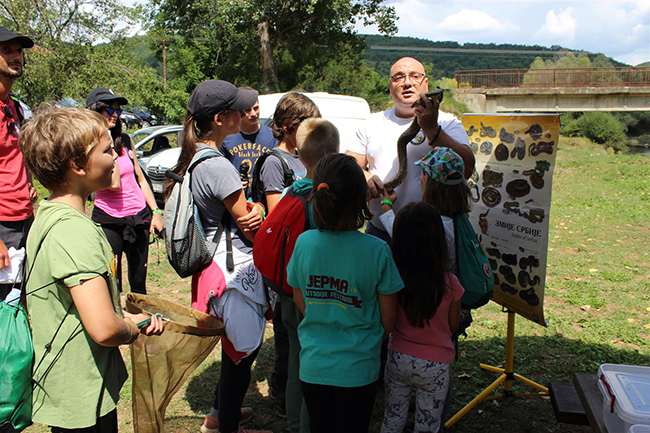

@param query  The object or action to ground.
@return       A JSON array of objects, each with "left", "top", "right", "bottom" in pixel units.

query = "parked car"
[
  {"left": 130, "top": 125, "right": 183, "bottom": 207},
  {"left": 130, "top": 106, "right": 161, "bottom": 127},
  {"left": 139, "top": 92, "right": 372, "bottom": 205},
  {"left": 10, "top": 95, "right": 32, "bottom": 119},
  {"left": 121, "top": 110, "right": 145, "bottom": 130},
  {"left": 58, "top": 97, "right": 83, "bottom": 108}
]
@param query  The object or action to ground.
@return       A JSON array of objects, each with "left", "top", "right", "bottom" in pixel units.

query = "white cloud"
[
  {"left": 438, "top": 9, "right": 510, "bottom": 33},
  {"left": 534, "top": 7, "right": 577, "bottom": 46},
  {"left": 615, "top": 47, "right": 650, "bottom": 66},
  {"left": 357, "top": 0, "right": 649, "bottom": 65},
  {"left": 390, "top": 0, "right": 441, "bottom": 36},
  {"left": 624, "top": 24, "right": 650, "bottom": 45}
]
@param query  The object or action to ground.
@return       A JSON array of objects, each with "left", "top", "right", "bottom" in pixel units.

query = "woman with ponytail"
[
  {"left": 164, "top": 80, "right": 268, "bottom": 433},
  {"left": 285, "top": 153, "right": 403, "bottom": 433}
]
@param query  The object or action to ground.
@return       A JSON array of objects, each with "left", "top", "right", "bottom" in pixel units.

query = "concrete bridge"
[{"left": 451, "top": 68, "right": 650, "bottom": 113}]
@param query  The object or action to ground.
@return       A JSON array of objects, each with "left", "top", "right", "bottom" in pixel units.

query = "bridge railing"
[{"left": 455, "top": 67, "right": 650, "bottom": 89}]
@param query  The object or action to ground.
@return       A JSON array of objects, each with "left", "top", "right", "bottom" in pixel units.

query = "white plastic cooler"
[{"left": 597, "top": 364, "right": 650, "bottom": 433}]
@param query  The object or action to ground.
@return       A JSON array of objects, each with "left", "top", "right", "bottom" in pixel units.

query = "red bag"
[{"left": 253, "top": 185, "right": 310, "bottom": 296}]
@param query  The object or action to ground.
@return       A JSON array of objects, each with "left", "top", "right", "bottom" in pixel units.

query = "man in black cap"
[{"left": 0, "top": 27, "right": 37, "bottom": 301}]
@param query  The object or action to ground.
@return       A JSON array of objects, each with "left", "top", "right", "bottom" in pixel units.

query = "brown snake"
[{"left": 384, "top": 89, "right": 444, "bottom": 191}]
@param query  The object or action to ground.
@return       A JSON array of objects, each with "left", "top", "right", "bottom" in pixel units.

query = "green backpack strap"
[{"left": 454, "top": 214, "right": 494, "bottom": 309}]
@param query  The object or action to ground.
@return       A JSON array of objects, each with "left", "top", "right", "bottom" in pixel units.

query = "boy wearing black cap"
[{"left": 0, "top": 26, "right": 37, "bottom": 301}]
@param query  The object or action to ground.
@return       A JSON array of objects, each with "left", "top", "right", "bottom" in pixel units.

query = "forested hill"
[{"left": 362, "top": 35, "right": 627, "bottom": 79}]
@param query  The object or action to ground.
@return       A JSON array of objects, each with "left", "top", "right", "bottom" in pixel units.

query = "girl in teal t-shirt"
[{"left": 286, "top": 153, "right": 403, "bottom": 433}]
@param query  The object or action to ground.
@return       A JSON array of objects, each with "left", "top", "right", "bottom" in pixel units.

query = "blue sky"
[{"left": 357, "top": 0, "right": 650, "bottom": 65}]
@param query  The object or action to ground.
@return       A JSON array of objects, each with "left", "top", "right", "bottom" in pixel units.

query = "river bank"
[{"left": 627, "top": 142, "right": 650, "bottom": 156}]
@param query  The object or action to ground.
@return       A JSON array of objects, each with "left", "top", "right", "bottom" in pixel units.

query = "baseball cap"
[
  {"left": 0, "top": 27, "right": 34, "bottom": 48},
  {"left": 86, "top": 88, "right": 128, "bottom": 107},
  {"left": 187, "top": 80, "right": 258, "bottom": 121},
  {"left": 415, "top": 147, "right": 465, "bottom": 185}
]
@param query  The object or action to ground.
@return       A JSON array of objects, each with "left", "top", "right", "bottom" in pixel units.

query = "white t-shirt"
[{"left": 348, "top": 107, "right": 469, "bottom": 228}]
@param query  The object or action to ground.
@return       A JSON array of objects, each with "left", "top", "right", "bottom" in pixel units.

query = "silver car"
[{"left": 131, "top": 125, "right": 183, "bottom": 206}]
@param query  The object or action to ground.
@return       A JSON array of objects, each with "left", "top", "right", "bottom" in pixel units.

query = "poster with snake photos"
[{"left": 462, "top": 113, "right": 560, "bottom": 327}]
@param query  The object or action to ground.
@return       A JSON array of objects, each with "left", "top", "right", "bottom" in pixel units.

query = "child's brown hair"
[
  {"left": 296, "top": 118, "right": 339, "bottom": 169},
  {"left": 271, "top": 93, "right": 321, "bottom": 141},
  {"left": 19, "top": 105, "right": 107, "bottom": 190},
  {"left": 421, "top": 179, "right": 472, "bottom": 216}
]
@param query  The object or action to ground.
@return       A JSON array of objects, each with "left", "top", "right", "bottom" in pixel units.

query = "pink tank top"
[{"left": 95, "top": 149, "right": 146, "bottom": 218}]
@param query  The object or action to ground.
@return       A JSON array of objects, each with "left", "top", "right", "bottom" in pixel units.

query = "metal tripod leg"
[{"left": 445, "top": 310, "right": 549, "bottom": 428}]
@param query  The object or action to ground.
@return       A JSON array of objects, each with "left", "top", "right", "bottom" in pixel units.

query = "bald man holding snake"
[{"left": 347, "top": 57, "right": 474, "bottom": 241}]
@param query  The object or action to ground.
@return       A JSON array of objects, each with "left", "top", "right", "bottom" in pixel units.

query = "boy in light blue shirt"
[{"left": 280, "top": 118, "right": 340, "bottom": 433}]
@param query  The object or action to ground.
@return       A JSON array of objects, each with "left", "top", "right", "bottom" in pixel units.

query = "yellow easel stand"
[{"left": 445, "top": 309, "right": 549, "bottom": 428}]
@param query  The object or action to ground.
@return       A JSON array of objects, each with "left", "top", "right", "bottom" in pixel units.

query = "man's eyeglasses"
[
  {"left": 105, "top": 107, "right": 123, "bottom": 116},
  {"left": 390, "top": 72, "right": 426, "bottom": 85},
  {"left": 2, "top": 106, "right": 16, "bottom": 135}
]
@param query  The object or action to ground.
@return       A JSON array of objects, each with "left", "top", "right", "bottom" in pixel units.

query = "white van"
[
  {"left": 258, "top": 92, "right": 370, "bottom": 153},
  {"left": 141, "top": 92, "right": 371, "bottom": 205}
]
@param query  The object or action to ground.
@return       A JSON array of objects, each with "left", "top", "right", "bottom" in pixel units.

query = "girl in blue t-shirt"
[{"left": 286, "top": 153, "right": 403, "bottom": 433}]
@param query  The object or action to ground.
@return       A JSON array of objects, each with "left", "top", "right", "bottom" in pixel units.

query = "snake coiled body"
[
  {"left": 384, "top": 118, "right": 421, "bottom": 190},
  {"left": 383, "top": 89, "right": 443, "bottom": 191}
]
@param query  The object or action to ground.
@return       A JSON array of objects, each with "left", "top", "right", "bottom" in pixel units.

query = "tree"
[
  {"left": 1, "top": 0, "right": 186, "bottom": 121},
  {"left": 295, "top": 41, "right": 391, "bottom": 110},
  {"left": 575, "top": 112, "right": 627, "bottom": 152},
  {"left": 148, "top": 0, "right": 398, "bottom": 93},
  {"left": 0, "top": 0, "right": 137, "bottom": 44}
]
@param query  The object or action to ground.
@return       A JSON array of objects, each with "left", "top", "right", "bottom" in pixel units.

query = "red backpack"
[{"left": 253, "top": 185, "right": 310, "bottom": 296}]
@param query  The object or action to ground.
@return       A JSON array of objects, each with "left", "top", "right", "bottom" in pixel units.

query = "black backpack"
[{"left": 250, "top": 149, "right": 294, "bottom": 209}]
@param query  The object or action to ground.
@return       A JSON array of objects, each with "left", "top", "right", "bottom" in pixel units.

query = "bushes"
[
  {"left": 573, "top": 112, "right": 628, "bottom": 153},
  {"left": 559, "top": 113, "right": 581, "bottom": 137}
]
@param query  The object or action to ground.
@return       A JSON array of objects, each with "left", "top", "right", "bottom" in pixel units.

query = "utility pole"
[
  {"left": 162, "top": 37, "right": 168, "bottom": 90},
  {"left": 161, "top": 37, "right": 174, "bottom": 90}
]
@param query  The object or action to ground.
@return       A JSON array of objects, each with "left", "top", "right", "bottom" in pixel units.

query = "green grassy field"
[{"left": 25, "top": 138, "right": 649, "bottom": 433}]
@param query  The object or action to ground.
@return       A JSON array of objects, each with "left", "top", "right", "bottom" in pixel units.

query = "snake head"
[{"left": 411, "top": 87, "right": 444, "bottom": 108}]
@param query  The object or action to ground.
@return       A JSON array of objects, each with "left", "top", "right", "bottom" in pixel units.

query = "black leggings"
[
  {"left": 271, "top": 298, "right": 289, "bottom": 407},
  {"left": 101, "top": 223, "right": 149, "bottom": 294},
  {"left": 301, "top": 380, "right": 378, "bottom": 433},
  {"left": 213, "top": 346, "right": 260, "bottom": 433}
]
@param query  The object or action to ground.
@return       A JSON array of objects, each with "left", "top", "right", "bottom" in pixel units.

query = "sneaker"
[{"left": 200, "top": 408, "right": 255, "bottom": 433}]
